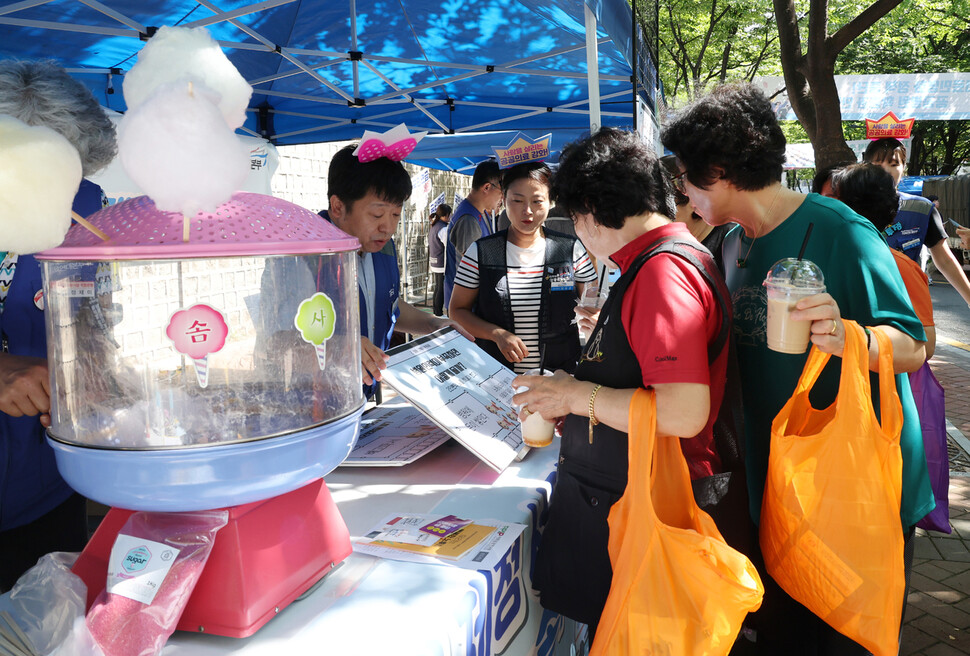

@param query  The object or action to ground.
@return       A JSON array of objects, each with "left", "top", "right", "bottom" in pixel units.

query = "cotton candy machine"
[{"left": 35, "top": 191, "right": 364, "bottom": 636}]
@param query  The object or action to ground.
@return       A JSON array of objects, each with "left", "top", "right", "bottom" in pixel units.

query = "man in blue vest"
[
  {"left": 443, "top": 160, "right": 503, "bottom": 308},
  {"left": 323, "top": 146, "right": 471, "bottom": 398},
  {"left": 864, "top": 138, "right": 970, "bottom": 308}
]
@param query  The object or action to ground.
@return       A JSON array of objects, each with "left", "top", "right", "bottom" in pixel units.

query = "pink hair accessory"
[{"left": 352, "top": 123, "right": 428, "bottom": 163}]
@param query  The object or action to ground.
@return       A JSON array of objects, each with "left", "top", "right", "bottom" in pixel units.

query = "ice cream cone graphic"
[
  {"left": 193, "top": 356, "right": 209, "bottom": 388},
  {"left": 295, "top": 293, "right": 337, "bottom": 372},
  {"left": 166, "top": 304, "right": 229, "bottom": 389}
]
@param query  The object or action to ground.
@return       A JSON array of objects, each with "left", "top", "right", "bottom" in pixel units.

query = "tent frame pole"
[{"left": 584, "top": 3, "right": 601, "bottom": 134}]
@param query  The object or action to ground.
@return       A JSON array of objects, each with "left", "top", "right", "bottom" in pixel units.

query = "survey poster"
[{"left": 381, "top": 328, "right": 526, "bottom": 472}]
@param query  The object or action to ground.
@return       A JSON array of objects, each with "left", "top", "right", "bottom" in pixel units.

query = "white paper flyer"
[
  {"left": 341, "top": 400, "right": 450, "bottom": 466},
  {"left": 380, "top": 327, "right": 526, "bottom": 472},
  {"left": 354, "top": 512, "right": 526, "bottom": 571}
]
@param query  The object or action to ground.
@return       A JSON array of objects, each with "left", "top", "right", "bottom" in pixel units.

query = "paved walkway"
[{"left": 902, "top": 341, "right": 970, "bottom": 655}]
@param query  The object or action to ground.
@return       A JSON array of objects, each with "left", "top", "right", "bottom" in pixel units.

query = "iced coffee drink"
[
  {"left": 515, "top": 368, "right": 556, "bottom": 448},
  {"left": 764, "top": 258, "right": 825, "bottom": 354}
]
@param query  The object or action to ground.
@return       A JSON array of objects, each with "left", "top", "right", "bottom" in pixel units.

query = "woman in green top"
[{"left": 662, "top": 83, "right": 933, "bottom": 655}]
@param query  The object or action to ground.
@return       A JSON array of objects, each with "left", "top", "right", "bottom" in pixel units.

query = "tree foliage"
[
  {"left": 657, "top": 0, "right": 780, "bottom": 105},
  {"left": 657, "top": 0, "right": 970, "bottom": 172}
]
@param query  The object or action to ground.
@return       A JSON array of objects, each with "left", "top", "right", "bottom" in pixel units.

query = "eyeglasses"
[{"left": 671, "top": 169, "right": 688, "bottom": 195}]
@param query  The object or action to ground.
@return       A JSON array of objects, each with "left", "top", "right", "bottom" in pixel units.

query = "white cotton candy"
[
  {"left": 118, "top": 81, "right": 249, "bottom": 216},
  {"left": 123, "top": 25, "right": 252, "bottom": 130},
  {"left": 0, "top": 115, "right": 82, "bottom": 254}
]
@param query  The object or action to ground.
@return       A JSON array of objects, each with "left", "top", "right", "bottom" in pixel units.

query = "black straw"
[
  {"left": 796, "top": 223, "right": 814, "bottom": 261},
  {"left": 539, "top": 343, "right": 546, "bottom": 375}
]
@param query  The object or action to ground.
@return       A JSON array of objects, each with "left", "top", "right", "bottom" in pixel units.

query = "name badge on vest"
[{"left": 548, "top": 266, "right": 573, "bottom": 291}]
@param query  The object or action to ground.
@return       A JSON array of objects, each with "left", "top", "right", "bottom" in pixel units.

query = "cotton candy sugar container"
[{"left": 36, "top": 193, "right": 364, "bottom": 637}]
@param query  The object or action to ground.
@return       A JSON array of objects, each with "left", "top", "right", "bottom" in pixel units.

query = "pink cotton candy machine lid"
[{"left": 36, "top": 192, "right": 359, "bottom": 260}]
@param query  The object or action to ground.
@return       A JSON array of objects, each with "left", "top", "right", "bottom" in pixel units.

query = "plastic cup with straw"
[{"left": 764, "top": 222, "right": 826, "bottom": 354}]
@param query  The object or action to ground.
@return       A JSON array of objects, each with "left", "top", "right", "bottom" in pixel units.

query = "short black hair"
[
  {"left": 501, "top": 161, "right": 551, "bottom": 194},
  {"left": 660, "top": 155, "right": 689, "bottom": 206},
  {"left": 831, "top": 163, "right": 899, "bottom": 232},
  {"left": 811, "top": 162, "right": 853, "bottom": 194},
  {"left": 471, "top": 159, "right": 501, "bottom": 190},
  {"left": 551, "top": 127, "right": 674, "bottom": 230},
  {"left": 660, "top": 82, "right": 786, "bottom": 191},
  {"left": 863, "top": 137, "right": 906, "bottom": 165},
  {"left": 327, "top": 144, "right": 412, "bottom": 209}
]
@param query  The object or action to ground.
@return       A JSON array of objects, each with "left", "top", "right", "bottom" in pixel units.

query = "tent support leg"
[{"left": 584, "top": 3, "right": 601, "bottom": 134}]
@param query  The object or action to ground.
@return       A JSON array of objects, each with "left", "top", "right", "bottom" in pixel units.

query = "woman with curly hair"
[
  {"left": 0, "top": 59, "right": 116, "bottom": 590},
  {"left": 511, "top": 128, "right": 731, "bottom": 632},
  {"left": 661, "top": 82, "right": 932, "bottom": 654}
]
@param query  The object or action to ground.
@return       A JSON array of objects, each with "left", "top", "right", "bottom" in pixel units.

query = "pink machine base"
[{"left": 72, "top": 479, "right": 352, "bottom": 638}]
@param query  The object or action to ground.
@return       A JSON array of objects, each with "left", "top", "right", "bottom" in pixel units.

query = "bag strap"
[
  {"left": 629, "top": 387, "right": 700, "bottom": 531},
  {"left": 791, "top": 319, "right": 864, "bottom": 397},
  {"left": 790, "top": 320, "right": 903, "bottom": 436},
  {"left": 871, "top": 327, "right": 903, "bottom": 438},
  {"left": 624, "top": 235, "right": 731, "bottom": 364}
]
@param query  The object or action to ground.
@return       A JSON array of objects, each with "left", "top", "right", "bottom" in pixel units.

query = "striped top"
[{"left": 455, "top": 236, "right": 597, "bottom": 372}]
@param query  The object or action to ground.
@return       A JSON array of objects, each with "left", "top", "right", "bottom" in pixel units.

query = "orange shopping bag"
[
  {"left": 591, "top": 388, "right": 763, "bottom": 656},
  {"left": 760, "top": 321, "right": 905, "bottom": 656}
]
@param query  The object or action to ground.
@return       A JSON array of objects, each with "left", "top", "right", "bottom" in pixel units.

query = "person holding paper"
[
  {"left": 321, "top": 140, "right": 470, "bottom": 399},
  {"left": 449, "top": 162, "right": 597, "bottom": 373},
  {"left": 512, "top": 128, "right": 730, "bottom": 632}
]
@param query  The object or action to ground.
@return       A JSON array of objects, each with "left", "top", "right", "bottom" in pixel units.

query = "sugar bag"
[
  {"left": 86, "top": 510, "right": 228, "bottom": 656},
  {"left": 118, "top": 81, "right": 249, "bottom": 216},
  {"left": 0, "top": 114, "right": 82, "bottom": 253},
  {"left": 123, "top": 26, "right": 252, "bottom": 130}
]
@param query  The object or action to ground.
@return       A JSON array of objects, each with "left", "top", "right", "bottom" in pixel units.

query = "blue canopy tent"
[{"left": 0, "top": 0, "right": 657, "bottom": 170}]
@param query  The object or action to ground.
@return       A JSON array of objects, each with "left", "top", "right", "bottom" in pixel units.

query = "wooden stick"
[
  {"left": 0, "top": 612, "right": 34, "bottom": 656},
  {"left": 70, "top": 211, "right": 109, "bottom": 241},
  {"left": 0, "top": 631, "right": 27, "bottom": 656},
  {"left": 183, "top": 214, "right": 191, "bottom": 242}
]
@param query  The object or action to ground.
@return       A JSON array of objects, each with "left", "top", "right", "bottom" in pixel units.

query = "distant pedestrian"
[
  {"left": 863, "top": 138, "right": 970, "bottom": 306},
  {"left": 428, "top": 203, "right": 451, "bottom": 316},
  {"left": 443, "top": 160, "right": 503, "bottom": 307}
]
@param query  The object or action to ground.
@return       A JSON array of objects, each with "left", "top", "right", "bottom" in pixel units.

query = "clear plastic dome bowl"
[{"left": 36, "top": 193, "right": 365, "bottom": 510}]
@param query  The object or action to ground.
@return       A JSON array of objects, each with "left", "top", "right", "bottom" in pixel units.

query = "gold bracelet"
[{"left": 588, "top": 384, "right": 603, "bottom": 445}]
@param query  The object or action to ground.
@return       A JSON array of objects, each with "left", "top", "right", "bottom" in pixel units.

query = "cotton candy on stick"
[
  {"left": 123, "top": 26, "right": 252, "bottom": 130},
  {"left": 117, "top": 80, "right": 249, "bottom": 217},
  {"left": 0, "top": 115, "right": 82, "bottom": 253}
]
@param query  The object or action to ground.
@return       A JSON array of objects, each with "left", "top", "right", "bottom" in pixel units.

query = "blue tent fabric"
[{"left": 0, "top": 0, "right": 654, "bottom": 169}]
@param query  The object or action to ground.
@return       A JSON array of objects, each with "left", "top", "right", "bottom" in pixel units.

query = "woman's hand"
[
  {"left": 957, "top": 226, "right": 970, "bottom": 250},
  {"left": 511, "top": 370, "right": 577, "bottom": 421},
  {"left": 493, "top": 328, "right": 529, "bottom": 363},
  {"left": 573, "top": 305, "right": 600, "bottom": 339},
  {"left": 791, "top": 292, "right": 846, "bottom": 356},
  {"left": 791, "top": 292, "right": 926, "bottom": 372}
]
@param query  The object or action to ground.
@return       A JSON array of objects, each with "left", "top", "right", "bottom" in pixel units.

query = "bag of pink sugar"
[{"left": 86, "top": 510, "right": 229, "bottom": 656}]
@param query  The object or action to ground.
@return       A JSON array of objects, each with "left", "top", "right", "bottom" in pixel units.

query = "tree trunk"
[
  {"left": 802, "top": 67, "right": 856, "bottom": 168},
  {"left": 773, "top": 0, "right": 904, "bottom": 171}
]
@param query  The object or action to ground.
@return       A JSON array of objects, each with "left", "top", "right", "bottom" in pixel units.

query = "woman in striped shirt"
[{"left": 449, "top": 162, "right": 597, "bottom": 373}]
